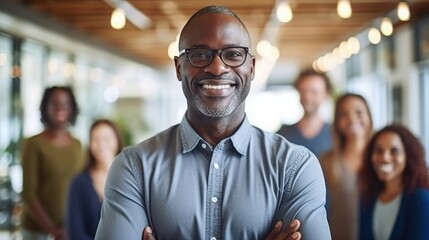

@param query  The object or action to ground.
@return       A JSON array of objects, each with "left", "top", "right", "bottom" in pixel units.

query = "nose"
[
  {"left": 204, "top": 53, "right": 230, "bottom": 75},
  {"left": 345, "top": 111, "right": 359, "bottom": 123},
  {"left": 379, "top": 150, "right": 392, "bottom": 162}
]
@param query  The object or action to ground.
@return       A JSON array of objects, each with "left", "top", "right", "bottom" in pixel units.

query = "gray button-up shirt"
[{"left": 95, "top": 116, "right": 331, "bottom": 239}]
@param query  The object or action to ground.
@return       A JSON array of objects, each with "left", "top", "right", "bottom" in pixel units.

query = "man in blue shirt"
[
  {"left": 95, "top": 5, "right": 331, "bottom": 240},
  {"left": 277, "top": 69, "right": 333, "bottom": 159}
]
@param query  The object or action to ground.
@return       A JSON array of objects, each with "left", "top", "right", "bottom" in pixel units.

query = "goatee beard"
[{"left": 195, "top": 95, "right": 238, "bottom": 118}]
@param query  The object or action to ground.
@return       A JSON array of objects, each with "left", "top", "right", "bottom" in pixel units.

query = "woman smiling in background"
[
  {"left": 66, "top": 119, "right": 123, "bottom": 240},
  {"left": 359, "top": 124, "right": 429, "bottom": 240}
]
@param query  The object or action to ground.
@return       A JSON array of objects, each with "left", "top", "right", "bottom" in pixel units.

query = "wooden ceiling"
[{"left": 11, "top": 0, "right": 429, "bottom": 69}]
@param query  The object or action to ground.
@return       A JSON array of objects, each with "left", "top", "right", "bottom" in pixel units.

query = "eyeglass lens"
[{"left": 187, "top": 47, "right": 247, "bottom": 67}]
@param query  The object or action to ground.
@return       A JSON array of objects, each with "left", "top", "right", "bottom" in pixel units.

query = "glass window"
[
  {"left": 21, "top": 40, "right": 45, "bottom": 137},
  {"left": 246, "top": 86, "right": 304, "bottom": 132},
  {"left": 347, "top": 73, "right": 387, "bottom": 130},
  {"left": 45, "top": 48, "right": 70, "bottom": 86},
  {"left": 419, "top": 64, "right": 429, "bottom": 164},
  {"left": 0, "top": 34, "right": 12, "bottom": 151}
]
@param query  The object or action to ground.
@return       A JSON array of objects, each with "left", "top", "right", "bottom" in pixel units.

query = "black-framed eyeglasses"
[{"left": 178, "top": 46, "right": 251, "bottom": 68}]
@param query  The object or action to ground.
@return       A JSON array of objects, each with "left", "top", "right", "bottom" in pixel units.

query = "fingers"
[
  {"left": 142, "top": 227, "right": 155, "bottom": 240},
  {"left": 286, "top": 232, "right": 301, "bottom": 240},
  {"left": 264, "top": 221, "right": 284, "bottom": 240},
  {"left": 287, "top": 219, "right": 300, "bottom": 235},
  {"left": 273, "top": 219, "right": 301, "bottom": 240}
]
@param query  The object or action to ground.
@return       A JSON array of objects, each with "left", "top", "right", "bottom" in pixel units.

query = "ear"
[
  {"left": 250, "top": 55, "right": 256, "bottom": 81},
  {"left": 174, "top": 56, "right": 182, "bottom": 82}
]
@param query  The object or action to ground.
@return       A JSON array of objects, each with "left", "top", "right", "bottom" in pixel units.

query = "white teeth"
[
  {"left": 202, "top": 84, "right": 231, "bottom": 89},
  {"left": 379, "top": 164, "right": 394, "bottom": 173},
  {"left": 348, "top": 123, "right": 362, "bottom": 132}
]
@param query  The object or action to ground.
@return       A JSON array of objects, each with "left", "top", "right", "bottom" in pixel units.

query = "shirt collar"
[{"left": 179, "top": 114, "right": 251, "bottom": 156}]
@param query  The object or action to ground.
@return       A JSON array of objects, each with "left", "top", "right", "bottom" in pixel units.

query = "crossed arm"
[{"left": 142, "top": 219, "right": 301, "bottom": 240}]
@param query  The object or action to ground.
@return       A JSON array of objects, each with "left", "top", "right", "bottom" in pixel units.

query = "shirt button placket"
[
  {"left": 207, "top": 147, "right": 223, "bottom": 240},
  {"left": 213, "top": 163, "right": 219, "bottom": 169}
]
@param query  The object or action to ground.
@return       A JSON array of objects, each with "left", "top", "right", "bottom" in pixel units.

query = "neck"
[
  {"left": 303, "top": 110, "right": 320, "bottom": 121},
  {"left": 341, "top": 137, "right": 367, "bottom": 172},
  {"left": 344, "top": 137, "right": 367, "bottom": 152},
  {"left": 187, "top": 109, "right": 245, "bottom": 147},
  {"left": 45, "top": 127, "right": 69, "bottom": 136},
  {"left": 94, "top": 159, "right": 112, "bottom": 173},
  {"left": 380, "top": 179, "right": 404, "bottom": 202},
  {"left": 296, "top": 114, "right": 324, "bottom": 139},
  {"left": 299, "top": 114, "right": 323, "bottom": 126}
]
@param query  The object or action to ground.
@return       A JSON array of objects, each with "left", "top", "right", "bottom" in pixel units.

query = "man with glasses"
[{"left": 95, "top": 5, "right": 331, "bottom": 240}]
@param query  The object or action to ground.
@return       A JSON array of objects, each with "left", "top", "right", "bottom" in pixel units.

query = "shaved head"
[{"left": 178, "top": 5, "right": 251, "bottom": 49}]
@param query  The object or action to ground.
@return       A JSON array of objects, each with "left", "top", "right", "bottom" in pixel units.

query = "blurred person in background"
[
  {"left": 66, "top": 119, "right": 123, "bottom": 240},
  {"left": 359, "top": 124, "right": 429, "bottom": 240},
  {"left": 320, "top": 93, "right": 373, "bottom": 240},
  {"left": 276, "top": 69, "right": 333, "bottom": 159},
  {"left": 21, "top": 86, "right": 85, "bottom": 240}
]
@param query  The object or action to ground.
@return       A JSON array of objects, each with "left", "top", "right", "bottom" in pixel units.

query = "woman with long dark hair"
[
  {"left": 66, "top": 119, "right": 123, "bottom": 240},
  {"left": 359, "top": 124, "right": 429, "bottom": 239},
  {"left": 321, "top": 93, "right": 373, "bottom": 240}
]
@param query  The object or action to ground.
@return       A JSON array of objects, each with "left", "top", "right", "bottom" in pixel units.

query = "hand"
[
  {"left": 264, "top": 219, "right": 301, "bottom": 240},
  {"left": 142, "top": 220, "right": 301, "bottom": 240},
  {"left": 142, "top": 227, "right": 155, "bottom": 240},
  {"left": 52, "top": 226, "right": 67, "bottom": 240}
]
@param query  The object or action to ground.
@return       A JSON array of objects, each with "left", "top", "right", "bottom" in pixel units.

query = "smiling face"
[
  {"left": 336, "top": 96, "right": 372, "bottom": 140},
  {"left": 297, "top": 75, "right": 329, "bottom": 116},
  {"left": 371, "top": 131, "right": 406, "bottom": 185},
  {"left": 175, "top": 13, "right": 255, "bottom": 119},
  {"left": 46, "top": 89, "right": 73, "bottom": 128},
  {"left": 90, "top": 123, "right": 119, "bottom": 168}
]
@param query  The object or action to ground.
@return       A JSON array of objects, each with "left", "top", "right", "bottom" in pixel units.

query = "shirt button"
[
  {"left": 202, "top": 143, "right": 207, "bottom": 149},
  {"left": 211, "top": 237, "right": 216, "bottom": 240},
  {"left": 213, "top": 163, "right": 219, "bottom": 169},
  {"left": 211, "top": 197, "right": 218, "bottom": 203}
]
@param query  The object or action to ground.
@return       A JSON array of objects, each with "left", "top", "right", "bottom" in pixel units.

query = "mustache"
[{"left": 194, "top": 73, "right": 236, "bottom": 82}]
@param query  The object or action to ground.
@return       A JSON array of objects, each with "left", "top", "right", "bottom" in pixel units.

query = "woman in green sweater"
[{"left": 21, "top": 86, "right": 85, "bottom": 240}]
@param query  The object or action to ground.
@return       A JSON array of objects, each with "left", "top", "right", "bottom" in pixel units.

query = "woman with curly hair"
[
  {"left": 359, "top": 124, "right": 429, "bottom": 239},
  {"left": 21, "top": 86, "right": 85, "bottom": 240}
]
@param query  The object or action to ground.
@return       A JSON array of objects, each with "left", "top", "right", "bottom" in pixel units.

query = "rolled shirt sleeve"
[
  {"left": 276, "top": 147, "right": 331, "bottom": 238},
  {"left": 95, "top": 149, "right": 148, "bottom": 240}
]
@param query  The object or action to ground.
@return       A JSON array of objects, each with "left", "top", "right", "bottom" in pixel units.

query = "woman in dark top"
[
  {"left": 66, "top": 119, "right": 123, "bottom": 240},
  {"left": 359, "top": 124, "right": 429, "bottom": 239}
]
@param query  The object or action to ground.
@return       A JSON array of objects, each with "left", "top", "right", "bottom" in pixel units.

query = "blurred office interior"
[{"left": 1, "top": 0, "right": 429, "bottom": 235}]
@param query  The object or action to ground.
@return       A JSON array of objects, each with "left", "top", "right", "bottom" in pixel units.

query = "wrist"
[{"left": 48, "top": 225, "right": 57, "bottom": 236}]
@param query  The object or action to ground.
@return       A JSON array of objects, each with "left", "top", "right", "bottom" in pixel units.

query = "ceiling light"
[
  {"left": 347, "top": 37, "right": 360, "bottom": 54},
  {"left": 257, "top": 40, "right": 272, "bottom": 57},
  {"left": 380, "top": 17, "right": 393, "bottom": 36},
  {"left": 105, "top": 0, "right": 151, "bottom": 30},
  {"left": 104, "top": 86, "right": 119, "bottom": 103},
  {"left": 337, "top": 0, "right": 352, "bottom": 19},
  {"left": 111, "top": 8, "right": 126, "bottom": 30},
  {"left": 332, "top": 48, "right": 345, "bottom": 65},
  {"left": 276, "top": 1, "right": 293, "bottom": 23},
  {"left": 397, "top": 1, "right": 411, "bottom": 21},
  {"left": 339, "top": 41, "right": 351, "bottom": 59},
  {"left": 168, "top": 41, "right": 178, "bottom": 60},
  {"left": 368, "top": 27, "right": 381, "bottom": 44}
]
